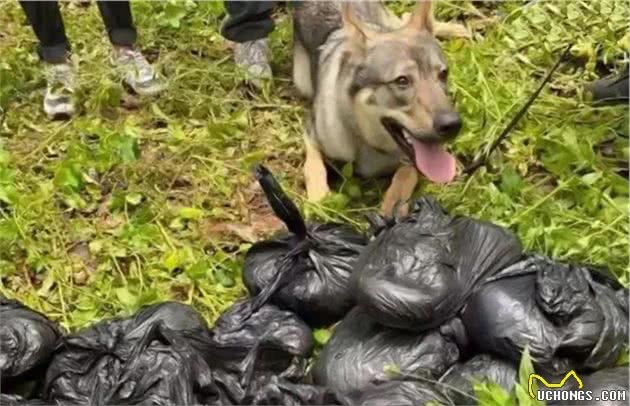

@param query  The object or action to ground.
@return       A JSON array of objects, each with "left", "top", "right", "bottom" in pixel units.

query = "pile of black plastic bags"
[{"left": 2, "top": 166, "right": 628, "bottom": 405}]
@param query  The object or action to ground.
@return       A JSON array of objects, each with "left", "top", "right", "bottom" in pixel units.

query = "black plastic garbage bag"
[
  {"left": 126, "top": 300, "right": 211, "bottom": 337},
  {"left": 43, "top": 302, "right": 218, "bottom": 405},
  {"left": 0, "top": 296, "right": 61, "bottom": 379},
  {"left": 0, "top": 394, "right": 49, "bottom": 406},
  {"left": 353, "top": 196, "right": 522, "bottom": 331},
  {"left": 462, "top": 255, "right": 628, "bottom": 375},
  {"left": 205, "top": 299, "right": 314, "bottom": 391},
  {"left": 340, "top": 380, "right": 453, "bottom": 406},
  {"left": 439, "top": 354, "right": 517, "bottom": 405},
  {"left": 242, "top": 165, "right": 366, "bottom": 327},
  {"left": 311, "top": 307, "right": 459, "bottom": 394},
  {"left": 239, "top": 375, "right": 343, "bottom": 406},
  {"left": 548, "top": 366, "right": 629, "bottom": 405}
]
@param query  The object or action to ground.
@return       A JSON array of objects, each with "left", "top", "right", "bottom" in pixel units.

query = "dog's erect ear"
[
  {"left": 341, "top": 2, "right": 369, "bottom": 43},
  {"left": 404, "top": 0, "right": 434, "bottom": 33}
]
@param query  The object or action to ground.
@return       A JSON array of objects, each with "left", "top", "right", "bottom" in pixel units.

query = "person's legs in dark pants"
[
  {"left": 222, "top": 1, "right": 275, "bottom": 43},
  {"left": 95, "top": 0, "right": 137, "bottom": 48},
  {"left": 19, "top": 0, "right": 164, "bottom": 118},
  {"left": 97, "top": 1, "right": 164, "bottom": 96},
  {"left": 19, "top": 1, "right": 75, "bottom": 118},
  {"left": 19, "top": 1, "right": 70, "bottom": 63},
  {"left": 95, "top": 0, "right": 165, "bottom": 96},
  {"left": 222, "top": 1, "right": 275, "bottom": 87}
]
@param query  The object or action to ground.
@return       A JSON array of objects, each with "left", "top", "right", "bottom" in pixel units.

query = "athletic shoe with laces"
[
  {"left": 114, "top": 47, "right": 165, "bottom": 96},
  {"left": 234, "top": 38, "right": 273, "bottom": 89},
  {"left": 44, "top": 62, "right": 76, "bottom": 119}
]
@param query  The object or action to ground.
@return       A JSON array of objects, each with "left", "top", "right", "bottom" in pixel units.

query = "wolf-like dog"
[{"left": 292, "top": 0, "right": 468, "bottom": 215}]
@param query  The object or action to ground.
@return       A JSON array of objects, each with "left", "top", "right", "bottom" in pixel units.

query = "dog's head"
[{"left": 343, "top": 1, "right": 461, "bottom": 183}]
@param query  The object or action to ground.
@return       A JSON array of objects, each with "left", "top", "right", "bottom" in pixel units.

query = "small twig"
[
  {"left": 0, "top": 109, "right": 6, "bottom": 133},
  {"left": 156, "top": 220, "right": 176, "bottom": 251},
  {"left": 464, "top": 44, "right": 572, "bottom": 176}
]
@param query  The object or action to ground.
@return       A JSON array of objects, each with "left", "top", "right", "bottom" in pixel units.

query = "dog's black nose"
[{"left": 434, "top": 112, "right": 462, "bottom": 138}]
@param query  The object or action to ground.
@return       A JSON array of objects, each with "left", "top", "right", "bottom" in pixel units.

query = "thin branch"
[{"left": 464, "top": 44, "right": 572, "bottom": 176}]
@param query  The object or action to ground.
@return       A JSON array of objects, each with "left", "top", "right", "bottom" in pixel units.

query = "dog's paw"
[
  {"left": 307, "top": 184, "right": 330, "bottom": 203},
  {"left": 381, "top": 165, "right": 418, "bottom": 218},
  {"left": 434, "top": 22, "right": 472, "bottom": 39},
  {"left": 400, "top": 12, "right": 412, "bottom": 25},
  {"left": 380, "top": 199, "right": 409, "bottom": 219},
  {"left": 305, "top": 169, "right": 330, "bottom": 202}
]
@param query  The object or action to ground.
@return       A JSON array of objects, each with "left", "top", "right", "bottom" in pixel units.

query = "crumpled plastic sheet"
[
  {"left": 0, "top": 394, "right": 49, "bottom": 406},
  {"left": 43, "top": 302, "right": 219, "bottom": 405}
]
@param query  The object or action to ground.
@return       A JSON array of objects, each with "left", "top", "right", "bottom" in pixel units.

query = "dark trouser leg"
[
  {"left": 96, "top": 0, "right": 137, "bottom": 47},
  {"left": 221, "top": 1, "right": 275, "bottom": 43},
  {"left": 19, "top": 1, "right": 70, "bottom": 63}
]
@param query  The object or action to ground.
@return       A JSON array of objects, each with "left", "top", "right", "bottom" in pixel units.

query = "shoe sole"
[
  {"left": 123, "top": 81, "right": 166, "bottom": 97},
  {"left": 47, "top": 112, "right": 73, "bottom": 121},
  {"left": 45, "top": 105, "right": 75, "bottom": 120}
]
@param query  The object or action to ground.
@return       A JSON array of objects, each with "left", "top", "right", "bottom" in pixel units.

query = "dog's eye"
[
  {"left": 439, "top": 68, "right": 449, "bottom": 81},
  {"left": 393, "top": 76, "right": 410, "bottom": 87}
]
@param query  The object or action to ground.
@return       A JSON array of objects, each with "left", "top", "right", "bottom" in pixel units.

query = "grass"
[{"left": 0, "top": 0, "right": 627, "bottom": 337}]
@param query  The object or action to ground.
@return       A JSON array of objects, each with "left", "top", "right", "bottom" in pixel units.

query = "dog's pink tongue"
[{"left": 411, "top": 139, "right": 456, "bottom": 183}]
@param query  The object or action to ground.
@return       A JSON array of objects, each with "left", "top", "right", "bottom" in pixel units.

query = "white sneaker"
[
  {"left": 114, "top": 47, "right": 166, "bottom": 96},
  {"left": 234, "top": 38, "right": 273, "bottom": 89},
  {"left": 44, "top": 62, "right": 76, "bottom": 119}
]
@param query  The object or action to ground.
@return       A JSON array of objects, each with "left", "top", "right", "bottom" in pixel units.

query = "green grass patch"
[{"left": 0, "top": 0, "right": 627, "bottom": 340}]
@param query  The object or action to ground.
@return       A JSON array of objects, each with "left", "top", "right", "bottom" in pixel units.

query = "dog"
[{"left": 292, "top": 0, "right": 469, "bottom": 215}]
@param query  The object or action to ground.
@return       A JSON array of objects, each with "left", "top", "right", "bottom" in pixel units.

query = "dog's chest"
[
  {"left": 313, "top": 107, "right": 400, "bottom": 177},
  {"left": 355, "top": 144, "right": 401, "bottom": 177}
]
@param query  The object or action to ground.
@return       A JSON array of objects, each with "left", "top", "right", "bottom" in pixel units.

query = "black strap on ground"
[{"left": 463, "top": 44, "right": 573, "bottom": 176}]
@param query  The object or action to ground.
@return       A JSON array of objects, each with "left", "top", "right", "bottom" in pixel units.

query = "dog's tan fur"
[
  {"left": 293, "top": 1, "right": 468, "bottom": 216},
  {"left": 381, "top": 165, "right": 419, "bottom": 217},
  {"left": 304, "top": 135, "right": 330, "bottom": 202}
]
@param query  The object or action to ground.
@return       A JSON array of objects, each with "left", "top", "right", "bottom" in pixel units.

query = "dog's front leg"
[
  {"left": 381, "top": 165, "right": 419, "bottom": 217},
  {"left": 304, "top": 137, "right": 330, "bottom": 202}
]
